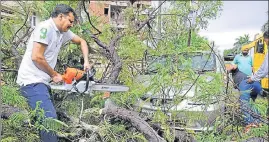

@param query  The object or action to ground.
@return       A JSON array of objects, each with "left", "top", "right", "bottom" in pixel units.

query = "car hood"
[{"left": 135, "top": 74, "right": 215, "bottom": 99}]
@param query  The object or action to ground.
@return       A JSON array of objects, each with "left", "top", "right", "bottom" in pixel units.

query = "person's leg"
[
  {"left": 238, "top": 80, "right": 255, "bottom": 125},
  {"left": 250, "top": 92, "right": 257, "bottom": 102},
  {"left": 239, "top": 80, "right": 263, "bottom": 125},
  {"left": 250, "top": 81, "right": 263, "bottom": 124},
  {"left": 20, "top": 83, "right": 58, "bottom": 142},
  {"left": 251, "top": 81, "right": 263, "bottom": 95}
]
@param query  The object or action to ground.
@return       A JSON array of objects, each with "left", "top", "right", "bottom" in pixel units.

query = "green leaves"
[
  {"left": 100, "top": 121, "right": 147, "bottom": 142},
  {"left": 164, "top": 1, "right": 223, "bottom": 31},
  {"left": 32, "top": 1, "right": 77, "bottom": 21},
  {"left": 42, "top": 118, "right": 68, "bottom": 133},
  {"left": 2, "top": 86, "right": 27, "bottom": 108},
  {"left": 224, "top": 34, "right": 251, "bottom": 55},
  {"left": 118, "top": 35, "right": 147, "bottom": 59},
  {"left": 7, "top": 112, "right": 28, "bottom": 127}
]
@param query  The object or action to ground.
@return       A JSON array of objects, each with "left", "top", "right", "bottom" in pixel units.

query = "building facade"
[{"left": 88, "top": 0, "right": 151, "bottom": 28}]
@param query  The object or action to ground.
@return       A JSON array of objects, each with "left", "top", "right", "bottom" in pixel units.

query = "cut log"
[{"left": 101, "top": 104, "right": 165, "bottom": 142}]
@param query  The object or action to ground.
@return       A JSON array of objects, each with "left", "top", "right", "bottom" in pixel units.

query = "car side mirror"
[{"left": 224, "top": 54, "right": 234, "bottom": 61}]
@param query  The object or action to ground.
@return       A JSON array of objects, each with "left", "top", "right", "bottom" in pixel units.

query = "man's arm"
[
  {"left": 227, "top": 64, "right": 237, "bottom": 72},
  {"left": 232, "top": 55, "right": 238, "bottom": 65},
  {"left": 249, "top": 53, "right": 268, "bottom": 82},
  {"left": 71, "top": 35, "right": 90, "bottom": 70},
  {"left": 251, "top": 57, "right": 254, "bottom": 74},
  {"left": 32, "top": 42, "right": 62, "bottom": 82}
]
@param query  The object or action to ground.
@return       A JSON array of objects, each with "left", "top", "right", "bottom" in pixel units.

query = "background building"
[{"left": 88, "top": 0, "right": 151, "bottom": 28}]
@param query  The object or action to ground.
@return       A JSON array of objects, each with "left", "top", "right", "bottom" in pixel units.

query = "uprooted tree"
[{"left": 1, "top": 1, "right": 268, "bottom": 142}]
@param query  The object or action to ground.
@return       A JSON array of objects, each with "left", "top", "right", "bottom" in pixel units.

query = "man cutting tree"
[{"left": 17, "top": 4, "right": 91, "bottom": 142}]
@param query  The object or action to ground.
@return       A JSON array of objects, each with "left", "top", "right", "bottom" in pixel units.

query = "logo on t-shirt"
[{"left": 40, "top": 28, "right": 47, "bottom": 39}]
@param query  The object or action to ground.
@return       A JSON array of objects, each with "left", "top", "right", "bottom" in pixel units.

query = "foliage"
[
  {"left": 223, "top": 48, "right": 234, "bottom": 56},
  {"left": 2, "top": 0, "right": 268, "bottom": 142},
  {"left": 233, "top": 34, "right": 251, "bottom": 53},
  {"left": 163, "top": 0, "right": 223, "bottom": 33},
  {"left": 261, "top": 11, "right": 268, "bottom": 32},
  {"left": 1, "top": 1, "right": 36, "bottom": 69},
  {"left": 2, "top": 85, "right": 27, "bottom": 108},
  {"left": 100, "top": 121, "right": 147, "bottom": 142},
  {"left": 1, "top": 118, "right": 40, "bottom": 142},
  {"left": 224, "top": 34, "right": 251, "bottom": 56},
  {"left": 32, "top": 1, "right": 77, "bottom": 21},
  {"left": 261, "top": 21, "right": 268, "bottom": 33},
  {"left": 1, "top": 86, "right": 70, "bottom": 141}
]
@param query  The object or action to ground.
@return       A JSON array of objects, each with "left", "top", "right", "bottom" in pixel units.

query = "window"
[
  {"left": 137, "top": 4, "right": 141, "bottom": 9},
  {"left": 256, "top": 40, "right": 264, "bottom": 53},
  {"left": 104, "top": 8, "right": 109, "bottom": 15},
  {"left": 31, "top": 12, "right": 36, "bottom": 28}
]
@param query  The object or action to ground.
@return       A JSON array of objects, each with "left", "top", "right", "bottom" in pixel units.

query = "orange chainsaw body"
[{"left": 62, "top": 67, "right": 85, "bottom": 84}]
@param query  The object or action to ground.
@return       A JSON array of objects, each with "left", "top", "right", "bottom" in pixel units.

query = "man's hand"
[
  {"left": 71, "top": 35, "right": 90, "bottom": 71},
  {"left": 247, "top": 77, "right": 253, "bottom": 84},
  {"left": 84, "top": 61, "right": 92, "bottom": 71},
  {"left": 52, "top": 72, "right": 63, "bottom": 83},
  {"left": 226, "top": 64, "right": 236, "bottom": 72}
]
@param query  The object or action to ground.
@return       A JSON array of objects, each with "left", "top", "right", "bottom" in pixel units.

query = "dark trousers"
[
  {"left": 20, "top": 83, "right": 58, "bottom": 142},
  {"left": 238, "top": 80, "right": 262, "bottom": 125}
]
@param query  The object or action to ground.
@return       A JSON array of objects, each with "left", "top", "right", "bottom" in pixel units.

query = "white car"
[{"left": 133, "top": 51, "right": 226, "bottom": 131}]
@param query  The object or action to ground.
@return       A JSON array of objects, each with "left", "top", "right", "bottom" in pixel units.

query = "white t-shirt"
[{"left": 16, "top": 18, "right": 75, "bottom": 86}]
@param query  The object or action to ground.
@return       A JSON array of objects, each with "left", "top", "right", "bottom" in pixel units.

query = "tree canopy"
[{"left": 1, "top": 1, "right": 268, "bottom": 142}]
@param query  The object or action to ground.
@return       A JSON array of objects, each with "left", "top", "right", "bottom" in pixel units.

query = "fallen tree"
[{"left": 1, "top": 103, "right": 166, "bottom": 142}]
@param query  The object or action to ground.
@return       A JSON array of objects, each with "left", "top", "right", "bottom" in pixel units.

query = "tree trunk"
[
  {"left": 187, "top": 29, "right": 192, "bottom": 47},
  {"left": 75, "top": 1, "right": 84, "bottom": 23},
  {"left": 102, "top": 105, "right": 166, "bottom": 142},
  {"left": 106, "top": 53, "right": 122, "bottom": 84},
  {"left": 11, "top": 45, "right": 22, "bottom": 69}
]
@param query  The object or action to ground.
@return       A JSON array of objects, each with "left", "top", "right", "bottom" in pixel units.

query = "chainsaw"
[
  {"left": 49, "top": 67, "right": 129, "bottom": 122},
  {"left": 49, "top": 67, "right": 129, "bottom": 95}
]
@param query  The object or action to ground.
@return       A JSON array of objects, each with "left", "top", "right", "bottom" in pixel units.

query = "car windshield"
[
  {"left": 146, "top": 53, "right": 216, "bottom": 73},
  {"left": 181, "top": 53, "right": 216, "bottom": 71}
]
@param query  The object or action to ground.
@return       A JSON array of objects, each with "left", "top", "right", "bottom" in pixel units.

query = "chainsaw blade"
[
  {"left": 91, "top": 84, "right": 129, "bottom": 92},
  {"left": 49, "top": 81, "right": 129, "bottom": 93}
]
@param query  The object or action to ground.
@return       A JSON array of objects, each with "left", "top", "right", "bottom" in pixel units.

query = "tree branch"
[
  {"left": 11, "top": 8, "right": 30, "bottom": 43},
  {"left": 83, "top": 0, "right": 102, "bottom": 35},
  {"left": 109, "top": 33, "right": 124, "bottom": 49},
  {"left": 100, "top": 62, "right": 111, "bottom": 83},
  {"left": 14, "top": 28, "right": 34, "bottom": 48},
  {"left": 89, "top": 34, "right": 108, "bottom": 50},
  {"left": 150, "top": 0, "right": 167, "bottom": 15},
  {"left": 136, "top": 15, "right": 157, "bottom": 32}
]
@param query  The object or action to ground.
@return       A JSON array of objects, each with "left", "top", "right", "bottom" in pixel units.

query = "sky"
[
  {"left": 151, "top": 1, "right": 268, "bottom": 54},
  {"left": 199, "top": 1, "right": 268, "bottom": 54}
]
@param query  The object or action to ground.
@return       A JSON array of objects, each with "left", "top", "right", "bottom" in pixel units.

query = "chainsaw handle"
[
  {"left": 88, "top": 67, "right": 96, "bottom": 79},
  {"left": 81, "top": 67, "right": 96, "bottom": 93},
  {"left": 83, "top": 69, "right": 90, "bottom": 93},
  {"left": 49, "top": 75, "right": 65, "bottom": 83}
]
